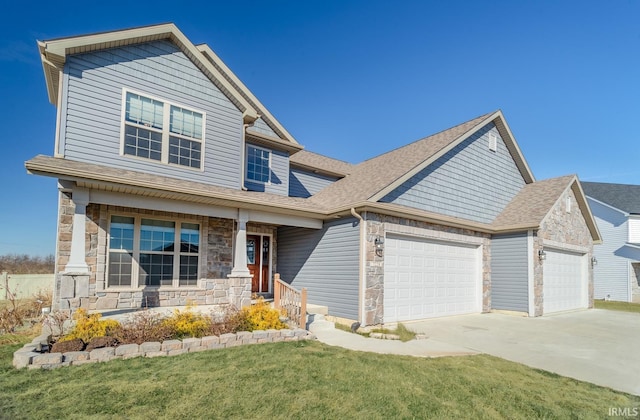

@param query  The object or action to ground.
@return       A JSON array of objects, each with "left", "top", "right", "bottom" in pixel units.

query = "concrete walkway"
[{"left": 308, "top": 315, "right": 477, "bottom": 358}]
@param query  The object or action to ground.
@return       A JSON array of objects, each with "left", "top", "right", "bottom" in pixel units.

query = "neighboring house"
[
  {"left": 582, "top": 182, "right": 640, "bottom": 302},
  {"left": 28, "top": 24, "right": 601, "bottom": 325}
]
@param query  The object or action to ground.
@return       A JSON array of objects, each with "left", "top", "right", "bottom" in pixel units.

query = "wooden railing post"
[
  {"left": 274, "top": 273, "right": 281, "bottom": 308},
  {"left": 300, "top": 288, "right": 307, "bottom": 329}
]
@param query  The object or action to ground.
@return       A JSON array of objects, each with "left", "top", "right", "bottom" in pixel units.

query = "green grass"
[
  {"left": 594, "top": 299, "right": 640, "bottom": 313},
  {"left": 1, "top": 339, "right": 638, "bottom": 419}
]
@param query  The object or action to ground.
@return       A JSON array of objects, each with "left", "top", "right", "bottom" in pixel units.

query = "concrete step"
[
  {"left": 306, "top": 303, "right": 328, "bottom": 315},
  {"left": 307, "top": 313, "right": 335, "bottom": 332}
]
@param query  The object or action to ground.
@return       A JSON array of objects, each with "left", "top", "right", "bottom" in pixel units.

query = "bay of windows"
[
  {"left": 108, "top": 215, "right": 200, "bottom": 288},
  {"left": 123, "top": 90, "right": 204, "bottom": 169}
]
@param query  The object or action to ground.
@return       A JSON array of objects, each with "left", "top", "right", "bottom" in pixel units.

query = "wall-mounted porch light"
[
  {"left": 538, "top": 249, "right": 546, "bottom": 261},
  {"left": 375, "top": 236, "right": 385, "bottom": 257},
  {"left": 591, "top": 256, "right": 598, "bottom": 267}
]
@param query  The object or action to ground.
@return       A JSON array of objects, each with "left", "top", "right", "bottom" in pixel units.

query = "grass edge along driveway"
[{"left": 1, "top": 337, "right": 638, "bottom": 419}]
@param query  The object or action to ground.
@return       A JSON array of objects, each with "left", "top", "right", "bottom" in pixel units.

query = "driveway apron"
[{"left": 406, "top": 309, "right": 640, "bottom": 396}]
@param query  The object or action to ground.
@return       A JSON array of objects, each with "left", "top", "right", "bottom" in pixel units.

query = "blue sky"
[{"left": 1, "top": 0, "right": 638, "bottom": 256}]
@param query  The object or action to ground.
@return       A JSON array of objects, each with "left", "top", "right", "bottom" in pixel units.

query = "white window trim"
[
  {"left": 119, "top": 88, "right": 206, "bottom": 171},
  {"left": 106, "top": 212, "right": 202, "bottom": 289},
  {"left": 245, "top": 144, "right": 272, "bottom": 184},
  {"left": 629, "top": 216, "right": 640, "bottom": 244}
]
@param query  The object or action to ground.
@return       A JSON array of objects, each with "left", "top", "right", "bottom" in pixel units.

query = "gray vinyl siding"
[
  {"left": 245, "top": 144, "right": 289, "bottom": 195},
  {"left": 289, "top": 168, "right": 339, "bottom": 198},
  {"left": 491, "top": 232, "right": 529, "bottom": 312},
  {"left": 247, "top": 119, "right": 278, "bottom": 138},
  {"left": 589, "top": 198, "right": 639, "bottom": 301},
  {"left": 381, "top": 123, "right": 526, "bottom": 224},
  {"left": 277, "top": 218, "right": 360, "bottom": 320},
  {"left": 62, "top": 40, "right": 243, "bottom": 189}
]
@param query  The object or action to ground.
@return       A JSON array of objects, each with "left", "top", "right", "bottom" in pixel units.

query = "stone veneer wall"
[
  {"left": 54, "top": 194, "right": 276, "bottom": 312},
  {"left": 363, "top": 213, "right": 491, "bottom": 325},
  {"left": 534, "top": 187, "right": 594, "bottom": 316}
]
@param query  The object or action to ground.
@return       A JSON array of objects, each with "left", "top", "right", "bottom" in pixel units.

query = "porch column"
[
  {"left": 64, "top": 188, "right": 90, "bottom": 274},
  {"left": 230, "top": 209, "right": 250, "bottom": 277}
]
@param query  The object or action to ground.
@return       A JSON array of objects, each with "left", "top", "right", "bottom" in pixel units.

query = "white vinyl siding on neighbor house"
[
  {"left": 383, "top": 235, "right": 481, "bottom": 322},
  {"left": 122, "top": 90, "right": 205, "bottom": 170},
  {"left": 629, "top": 217, "right": 640, "bottom": 243},
  {"left": 588, "top": 198, "right": 639, "bottom": 301},
  {"left": 108, "top": 215, "right": 200, "bottom": 288},
  {"left": 62, "top": 40, "right": 244, "bottom": 189},
  {"left": 380, "top": 123, "right": 526, "bottom": 224}
]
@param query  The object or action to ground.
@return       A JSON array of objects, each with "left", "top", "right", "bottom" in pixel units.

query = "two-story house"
[
  {"left": 28, "top": 24, "right": 601, "bottom": 326},
  {"left": 582, "top": 182, "right": 640, "bottom": 302}
]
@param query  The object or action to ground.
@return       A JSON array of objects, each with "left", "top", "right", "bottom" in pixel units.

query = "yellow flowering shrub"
[
  {"left": 59, "top": 308, "right": 120, "bottom": 343},
  {"left": 161, "top": 306, "right": 212, "bottom": 338},
  {"left": 240, "top": 298, "right": 287, "bottom": 331}
]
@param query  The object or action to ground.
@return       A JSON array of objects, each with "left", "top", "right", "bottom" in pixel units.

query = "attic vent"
[
  {"left": 566, "top": 195, "right": 572, "bottom": 213},
  {"left": 488, "top": 133, "right": 498, "bottom": 152}
]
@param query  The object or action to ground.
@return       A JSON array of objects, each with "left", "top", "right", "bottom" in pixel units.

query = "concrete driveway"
[{"left": 406, "top": 309, "right": 640, "bottom": 396}]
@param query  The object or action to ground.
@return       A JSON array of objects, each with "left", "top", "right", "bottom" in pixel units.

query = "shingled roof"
[
  {"left": 582, "top": 182, "right": 640, "bottom": 214},
  {"left": 492, "top": 175, "right": 577, "bottom": 229},
  {"left": 289, "top": 150, "right": 353, "bottom": 177}
]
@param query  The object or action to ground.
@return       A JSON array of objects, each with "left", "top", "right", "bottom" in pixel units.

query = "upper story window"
[
  {"left": 122, "top": 90, "right": 205, "bottom": 170},
  {"left": 246, "top": 145, "right": 271, "bottom": 183}
]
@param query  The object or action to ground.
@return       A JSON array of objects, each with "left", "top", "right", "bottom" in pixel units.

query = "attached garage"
[
  {"left": 383, "top": 234, "right": 482, "bottom": 323},
  {"left": 543, "top": 248, "right": 589, "bottom": 314}
]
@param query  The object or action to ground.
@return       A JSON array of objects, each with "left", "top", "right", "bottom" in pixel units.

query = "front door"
[
  {"left": 247, "top": 235, "right": 271, "bottom": 293},
  {"left": 247, "top": 235, "right": 261, "bottom": 292}
]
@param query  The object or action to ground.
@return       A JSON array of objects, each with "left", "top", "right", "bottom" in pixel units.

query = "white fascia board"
[
  {"left": 247, "top": 210, "right": 322, "bottom": 229},
  {"left": 197, "top": 44, "right": 299, "bottom": 145},
  {"left": 90, "top": 190, "right": 237, "bottom": 220},
  {"left": 39, "top": 24, "right": 258, "bottom": 120}
]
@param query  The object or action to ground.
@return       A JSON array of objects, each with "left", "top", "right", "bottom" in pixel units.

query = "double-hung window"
[
  {"left": 108, "top": 215, "right": 200, "bottom": 288},
  {"left": 246, "top": 145, "right": 271, "bottom": 183},
  {"left": 122, "top": 90, "right": 204, "bottom": 169}
]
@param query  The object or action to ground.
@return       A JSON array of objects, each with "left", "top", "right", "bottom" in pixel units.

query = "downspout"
[
  {"left": 240, "top": 124, "right": 250, "bottom": 191},
  {"left": 350, "top": 208, "right": 366, "bottom": 325}
]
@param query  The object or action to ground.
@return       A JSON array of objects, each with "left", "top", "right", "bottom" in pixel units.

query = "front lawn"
[
  {"left": 1, "top": 339, "right": 638, "bottom": 418},
  {"left": 594, "top": 299, "right": 640, "bottom": 314}
]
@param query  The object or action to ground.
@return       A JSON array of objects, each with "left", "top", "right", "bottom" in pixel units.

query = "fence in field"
[{"left": 0, "top": 271, "right": 54, "bottom": 300}]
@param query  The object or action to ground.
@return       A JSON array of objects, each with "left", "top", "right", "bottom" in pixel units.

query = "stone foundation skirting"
[
  {"left": 14, "top": 328, "right": 315, "bottom": 370},
  {"left": 57, "top": 276, "right": 252, "bottom": 311}
]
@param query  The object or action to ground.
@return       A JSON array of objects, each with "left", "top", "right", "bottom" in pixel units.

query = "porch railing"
[{"left": 273, "top": 273, "right": 307, "bottom": 329}]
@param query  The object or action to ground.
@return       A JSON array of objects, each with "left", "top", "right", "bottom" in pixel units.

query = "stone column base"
[
  {"left": 56, "top": 273, "right": 91, "bottom": 311},
  {"left": 226, "top": 274, "right": 252, "bottom": 309}
]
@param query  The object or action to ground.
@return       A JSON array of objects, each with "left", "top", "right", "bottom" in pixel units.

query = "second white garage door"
[
  {"left": 383, "top": 235, "right": 481, "bottom": 323},
  {"left": 543, "top": 249, "right": 588, "bottom": 314}
]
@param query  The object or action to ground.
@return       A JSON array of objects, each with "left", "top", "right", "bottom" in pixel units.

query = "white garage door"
[
  {"left": 384, "top": 235, "right": 481, "bottom": 323},
  {"left": 543, "top": 249, "right": 588, "bottom": 314}
]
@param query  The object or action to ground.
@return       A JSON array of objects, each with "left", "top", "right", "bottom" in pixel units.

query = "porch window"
[
  {"left": 122, "top": 90, "right": 204, "bottom": 170},
  {"left": 107, "top": 215, "right": 200, "bottom": 288},
  {"left": 246, "top": 145, "right": 270, "bottom": 183}
]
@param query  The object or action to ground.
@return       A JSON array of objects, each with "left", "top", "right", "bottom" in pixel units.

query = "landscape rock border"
[{"left": 13, "top": 328, "right": 315, "bottom": 369}]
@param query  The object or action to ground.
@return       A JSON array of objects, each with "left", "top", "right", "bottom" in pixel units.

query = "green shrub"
[
  {"left": 59, "top": 308, "right": 120, "bottom": 343},
  {"left": 161, "top": 306, "right": 213, "bottom": 339},
  {"left": 239, "top": 298, "right": 286, "bottom": 331}
]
